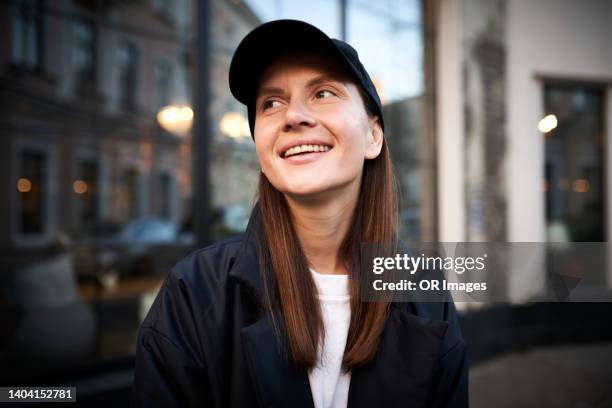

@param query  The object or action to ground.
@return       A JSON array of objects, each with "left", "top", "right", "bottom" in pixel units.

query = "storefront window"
[
  {"left": 0, "top": 0, "right": 431, "bottom": 389},
  {"left": 72, "top": 19, "right": 96, "bottom": 82},
  {"left": 11, "top": 0, "right": 41, "bottom": 70},
  {"left": 1, "top": 0, "right": 196, "bottom": 383},
  {"left": 117, "top": 39, "right": 139, "bottom": 110},
  {"left": 19, "top": 150, "right": 46, "bottom": 235},
  {"left": 154, "top": 59, "right": 172, "bottom": 111},
  {"left": 544, "top": 84, "right": 605, "bottom": 242}
]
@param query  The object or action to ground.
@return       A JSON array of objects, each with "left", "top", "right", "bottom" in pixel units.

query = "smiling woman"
[
  {"left": 132, "top": 19, "right": 468, "bottom": 408},
  {"left": 254, "top": 53, "right": 383, "bottom": 198}
]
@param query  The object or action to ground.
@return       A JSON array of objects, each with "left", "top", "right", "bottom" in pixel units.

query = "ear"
[{"left": 364, "top": 116, "right": 384, "bottom": 160}]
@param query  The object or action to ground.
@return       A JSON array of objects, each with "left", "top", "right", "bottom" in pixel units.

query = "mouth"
[{"left": 281, "top": 144, "right": 333, "bottom": 159}]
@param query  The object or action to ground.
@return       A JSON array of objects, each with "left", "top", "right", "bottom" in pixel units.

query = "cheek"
[
  {"left": 326, "top": 103, "right": 369, "bottom": 144},
  {"left": 254, "top": 124, "right": 277, "bottom": 162},
  {"left": 332, "top": 118, "right": 369, "bottom": 159}
]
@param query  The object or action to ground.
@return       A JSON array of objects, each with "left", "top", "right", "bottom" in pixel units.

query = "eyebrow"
[{"left": 256, "top": 75, "right": 344, "bottom": 101}]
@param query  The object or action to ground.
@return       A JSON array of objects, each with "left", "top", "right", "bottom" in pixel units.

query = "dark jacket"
[{"left": 132, "top": 206, "right": 469, "bottom": 407}]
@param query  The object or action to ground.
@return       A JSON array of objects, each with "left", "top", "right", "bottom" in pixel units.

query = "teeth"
[{"left": 283, "top": 144, "right": 331, "bottom": 158}]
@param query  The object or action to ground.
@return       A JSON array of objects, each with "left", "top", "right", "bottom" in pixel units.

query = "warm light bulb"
[
  {"left": 157, "top": 105, "right": 193, "bottom": 136},
  {"left": 73, "top": 180, "right": 88, "bottom": 194},
  {"left": 538, "top": 114, "right": 558, "bottom": 133},
  {"left": 17, "top": 178, "right": 31, "bottom": 193}
]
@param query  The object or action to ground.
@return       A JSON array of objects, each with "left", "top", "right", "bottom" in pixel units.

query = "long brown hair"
[{"left": 256, "top": 92, "right": 398, "bottom": 371}]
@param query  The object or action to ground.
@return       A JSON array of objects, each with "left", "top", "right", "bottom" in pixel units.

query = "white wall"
[{"left": 506, "top": 0, "right": 612, "bottom": 242}]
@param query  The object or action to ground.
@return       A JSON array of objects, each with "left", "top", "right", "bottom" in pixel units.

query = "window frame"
[
  {"left": 11, "top": 138, "right": 58, "bottom": 248},
  {"left": 10, "top": 0, "right": 43, "bottom": 72},
  {"left": 72, "top": 18, "right": 97, "bottom": 84}
]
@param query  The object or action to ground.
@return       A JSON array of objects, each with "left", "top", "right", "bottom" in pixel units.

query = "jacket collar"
[
  {"left": 228, "top": 202, "right": 268, "bottom": 305},
  {"left": 229, "top": 203, "right": 450, "bottom": 407},
  {"left": 229, "top": 203, "right": 315, "bottom": 406},
  {"left": 240, "top": 301, "right": 448, "bottom": 408}
]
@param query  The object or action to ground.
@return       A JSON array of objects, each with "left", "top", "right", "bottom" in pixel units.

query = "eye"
[
  {"left": 262, "top": 99, "right": 282, "bottom": 111},
  {"left": 314, "top": 89, "right": 336, "bottom": 99}
]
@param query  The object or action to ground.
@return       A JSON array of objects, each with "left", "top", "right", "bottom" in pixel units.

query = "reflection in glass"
[
  {"left": 0, "top": 0, "right": 431, "bottom": 388},
  {"left": 72, "top": 19, "right": 96, "bottom": 81},
  {"left": 19, "top": 151, "right": 46, "bottom": 235},
  {"left": 117, "top": 39, "right": 139, "bottom": 110},
  {"left": 1, "top": 1, "right": 197, "bottom": 382},
  {"left": 544, "top": 84, "right": 604, "bottom": 242},
  {"left": 11, "top": 0, "right": 40, "bottom": 70},
  {"left": 154, "top": 59, "right": 172, "bottom": 111}
]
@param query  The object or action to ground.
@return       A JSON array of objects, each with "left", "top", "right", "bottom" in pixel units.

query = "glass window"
[
  {"left": 153, "top": 0, "right": 171, "bottom": 15},
  {"left": 152, "top": 0, "right": 175, "bottom": 26},
  {"left": 1, "top": 0, "right": 430, "bottom": 394},
  {"left": 544, "top": 84, "right": 605, "bottom": 242},
  {"left": 18, "top": 150, "right": 46, "bottom": 235},
  {"left": 117, "top": 39, "right": 139, "bottom": 110},
  {"left": 11, "top": 0, "right": 41, "bottom": 70},
  {"left": 2, "top": 0, "right": 196, "bottom": 382},
  {"left": 72, "top": 19, "right": 95, "bottom": 81},
  {"left": 154, "top": 59, "right": 172, "bottom": 110}
]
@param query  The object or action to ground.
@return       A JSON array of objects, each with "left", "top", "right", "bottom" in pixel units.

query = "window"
[
  {"left": 3, "top": 0, "right": 195, "bottom": 383},
  {"left": 152, "top": 0, "right": 173, "bottom": 23},
  {"left": 544, "top": 83, "right": 605, "bottom": 242},
  {"left": 117, "top": 39, "right": 139, "bottom": 110},
  {"left": 18, "top": 151, "right": 46, "bottom": 235},
  {"left": 153, "top": 0, "right": 171, "bottom": 13},
  {"left": 154, "top": 59, "right": 172, "bottom": 111},
  {"left": 72, "top": 20, "right": 96, "bottom": 81},
  {"left": 11, "top": 0, "right": 42, "bottom": 70}
]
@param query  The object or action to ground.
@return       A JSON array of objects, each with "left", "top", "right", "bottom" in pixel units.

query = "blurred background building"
[{"left": 0, "top": 0, "right": 611, "bottom": 406}]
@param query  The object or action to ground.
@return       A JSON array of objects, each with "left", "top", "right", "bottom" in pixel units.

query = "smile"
[{"left": 282, "top": 144, "right": 332, "bottom": 158}]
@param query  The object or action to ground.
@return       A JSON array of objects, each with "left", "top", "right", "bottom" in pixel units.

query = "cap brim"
[{"left": 229, "top": 19, "right": 348, "bottom": 107}]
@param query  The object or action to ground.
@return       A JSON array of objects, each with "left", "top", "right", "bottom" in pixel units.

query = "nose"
[{"left": 282, "top": 99, "right": 316, "bottom": 132}]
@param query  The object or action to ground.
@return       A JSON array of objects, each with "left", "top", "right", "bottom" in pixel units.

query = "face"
[{"left": 253, "top": 52, "right": 383, "bottom": 200}]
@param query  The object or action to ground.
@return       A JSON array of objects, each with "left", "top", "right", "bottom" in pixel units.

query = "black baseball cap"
[{"left": 228, "top": 19, "right": 385, "bottom": 138}]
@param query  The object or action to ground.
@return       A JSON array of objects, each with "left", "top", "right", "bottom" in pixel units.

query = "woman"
[{"left": 132, "top": 20, "right": 468, "bottom": 408}]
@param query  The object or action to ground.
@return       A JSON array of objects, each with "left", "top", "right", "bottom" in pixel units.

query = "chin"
[
  {"left": 272, "top": 177, "right": 326, "bottom": 196},
  {"left": 282, "top": 184, "right": 328, "bottom": 197},
  {"left": 281, "top": 178, "right": 356, "bottom": 200}
]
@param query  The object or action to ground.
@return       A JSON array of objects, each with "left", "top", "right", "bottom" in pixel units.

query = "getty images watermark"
[
  {"left": 360, "top": 242, "right": 612, "bottom": 303},
  {"left": 371, "top": 252, "right": 488, "bottom": 293}
]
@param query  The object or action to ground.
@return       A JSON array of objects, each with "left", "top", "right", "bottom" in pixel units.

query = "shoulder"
[
  {"left": 142, "top": 235, "right": 248, "bottom": 333},
  {"left": 170, "top": 235, "right": 246, "bottom": 296}
]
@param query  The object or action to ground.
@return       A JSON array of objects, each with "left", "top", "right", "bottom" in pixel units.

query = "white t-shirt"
[{"left": 307, "top": 269, "right": 352, "bottom": 408}]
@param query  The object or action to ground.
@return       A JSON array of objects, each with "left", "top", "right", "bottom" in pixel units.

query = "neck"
[{"left": 284, "top": 179, "right": 360, "bottom": 275}]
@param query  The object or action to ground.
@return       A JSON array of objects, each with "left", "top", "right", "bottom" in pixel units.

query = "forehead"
[{"left": 257, "top": 52, "right": 354, "bottom": 88}]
